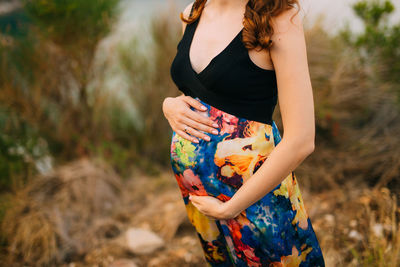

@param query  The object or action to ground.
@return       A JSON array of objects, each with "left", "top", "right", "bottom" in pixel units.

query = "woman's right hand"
[{"left": 162, "top": 94, "right": 220, "bottom": 143}]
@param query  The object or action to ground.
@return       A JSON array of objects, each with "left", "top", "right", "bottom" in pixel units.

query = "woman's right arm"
[{"left": 162, "top": 2, "right": 219, "bottom": 143}]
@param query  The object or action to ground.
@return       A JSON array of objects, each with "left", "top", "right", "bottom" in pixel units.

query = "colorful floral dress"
[{"left": 170, "top": 97, "right": 326, "bottom": 266}]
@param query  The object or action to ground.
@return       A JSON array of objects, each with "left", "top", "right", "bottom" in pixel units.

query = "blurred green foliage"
[
  {"left": 341, "top": 0, "right": 400, "bottom": 104},
  {"left": 353, "top": 0, "right": 394, "bottom": 26},
  {"left": 113, "top": 14, "right": 183, "bottom": 174},
  {"left": 0, "top": 9, "right": 31, "bottom": 38},
  {"left": 23, "top": 0, "right": 118, "bottom": 46},
  {"left": 0, "top": 0, "right": 120, "bottom": 190},
  {"left": 0, "top": 106, "right": 51, "bottom": 191}
]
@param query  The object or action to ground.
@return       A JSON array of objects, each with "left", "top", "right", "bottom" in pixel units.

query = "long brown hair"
[{"left": 180, "top": 0, "right": 300, "bottom": 51}]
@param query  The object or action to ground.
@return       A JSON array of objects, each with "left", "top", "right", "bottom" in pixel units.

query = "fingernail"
[
  {"left": 205, "top": 136, "right": 211, "bottom": 141},
  {"left": 201, "top": 105, "right": 207, "bottom": 110},
  {"left": 213, "top": 123, "right": 219, "bottom": 128},
  {"left": 212, "top": 130, "right": 218, "bottom": 135},
  {"left": 193, "top": 138, "right": 199, "bottom": 143}
]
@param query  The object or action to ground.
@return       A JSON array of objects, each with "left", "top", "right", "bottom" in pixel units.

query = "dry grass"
[
  {"left": 0, "top": 160, "right": 399, "bottom": 266},
  {"left": 289, "top": 18, "right": 400, "bottom": 194},
  {"left": 309, "top": 185, "right": 400, "bottom": 267},
  {"left": 1, "top": 158, "right": 123, "bottom": 266}
]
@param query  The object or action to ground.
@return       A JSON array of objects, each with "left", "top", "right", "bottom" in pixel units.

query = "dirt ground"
[{"left": 1, "top": 158, "right": 399, "bottom": 267}]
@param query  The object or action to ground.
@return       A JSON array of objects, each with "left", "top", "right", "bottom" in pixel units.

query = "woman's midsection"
[{"left": 170, "top": 97, "right": 280, "bottom": 192}]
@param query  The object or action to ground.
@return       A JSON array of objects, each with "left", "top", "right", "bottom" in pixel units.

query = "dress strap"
[
  {"left": 184, "top": 4, "right": 200, "bottom": 48},
  {"left": 189, "top": 3, "right": 195, "bottom": 18}
]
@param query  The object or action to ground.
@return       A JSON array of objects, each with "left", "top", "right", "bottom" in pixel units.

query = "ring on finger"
[{"left": 183, "top": 126, "right": 188, "bottom": 133}]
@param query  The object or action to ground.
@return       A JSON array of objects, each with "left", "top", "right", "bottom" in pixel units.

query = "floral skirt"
[{"left": 169, "top": 97, "right": 325, "bottom": 266}]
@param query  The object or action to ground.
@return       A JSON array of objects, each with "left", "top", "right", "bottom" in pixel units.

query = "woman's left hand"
[{"left": 189, "top": 194, "right": 241, "bottom": 220}]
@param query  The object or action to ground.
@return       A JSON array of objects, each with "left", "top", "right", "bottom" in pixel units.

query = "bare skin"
[
  {"left": 163, "top": 0, "right": 274, "bottom": 143},
  {"left": 164, "top": 0, "right": 315, "bottom": 220},
  {"left": 163, "top": 94, "right": 219, "bottom": 143}
]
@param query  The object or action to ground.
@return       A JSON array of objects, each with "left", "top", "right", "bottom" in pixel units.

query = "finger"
[
  {"left": 182, "top": 96, "right": 208, "bottom": 112},
  {"left": 201, "top": 209, "right": 217, "bottom": 220},
  {"left": 175, "top": 129, "right": 199, "bottom": 144},
  {"left": 191, "top": 200, "right": 201, "bottom": 211},
  {"left": 185, "top": 109, "right": 219, "bottom": 129},
  {"left": 191, "top": 196, "right": 204, "bottom": 208},
  {"left": 206, "top": 215, "right": 217, "bottom": 220},
  {"left": 189, "top": 194, "right": 199, "bottom": 203},
  {"left": 181, "top": 116, "right": 219, "bottom": 137},
  {"left": 181, "top": 123, "right": 211, "bottom": 141},
  {"left": 179, "top": 125, "right": 206, "bottom": 142},
  {"left": 191, "top": 202, "right": 216, "bottom": 219},
  {"left": 190, "top": 194, "right": 204, "bottom": 201}
]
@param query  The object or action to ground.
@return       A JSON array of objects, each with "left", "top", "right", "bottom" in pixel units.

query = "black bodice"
[{"left": 169, "top": 11, "right": 278, "bottom": 124}]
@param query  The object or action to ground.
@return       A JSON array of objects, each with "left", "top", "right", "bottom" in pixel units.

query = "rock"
[
  {"left": 132, "top": 190, "right": 189, "bottom": 241},
  {"left": 372, "top": 223, "right": 384, "bottom": 238},
  {"left": 348, "top": 229, "right": 363, "bottom": 241},
  {"left": 323, "top": 214, "right": 335, "bottom": 227},
  {"left": 125, "top": 228, "right": 165, "bottom": 255},
  {"left": 110, "top": 258, "right": 138, "bottom": 267},
  {"left": 349, "top": 219, "right": 357, "bottom": 228}
]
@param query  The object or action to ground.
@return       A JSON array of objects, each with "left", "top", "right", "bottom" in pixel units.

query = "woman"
[{"left": 164, "top": 0, "right": 325, "bottom": 265}]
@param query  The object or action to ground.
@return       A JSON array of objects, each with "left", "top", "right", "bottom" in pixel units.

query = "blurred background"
[{"left": 0, "top": 0, "right": 399, "bottom": 266}]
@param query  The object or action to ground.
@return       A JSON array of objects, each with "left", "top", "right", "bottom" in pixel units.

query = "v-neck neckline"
[{"left": 187, "top": 15, "right": 244, "bottom": 77}]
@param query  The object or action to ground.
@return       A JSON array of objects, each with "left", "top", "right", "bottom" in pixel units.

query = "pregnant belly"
[{"left": 169, "top": 98, "right": 280, "bottom": 199}]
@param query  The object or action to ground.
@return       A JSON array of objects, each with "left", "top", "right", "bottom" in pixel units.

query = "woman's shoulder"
[
  {"left": 182, "top": 2, "right": 195, "bottom": 20},
  {"left": 269, "top": 6, "right": 304, "bottom": 48},
  {"left": 180, "top": 2, "right": 195, "bottom": 33},
  {"left": 270, "top": 6, "right": 303, "bottom": 35}
]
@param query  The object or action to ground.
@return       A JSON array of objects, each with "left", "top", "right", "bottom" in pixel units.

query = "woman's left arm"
[{"left": 190, "top": 7, "right": 315, "bottom": 220}]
